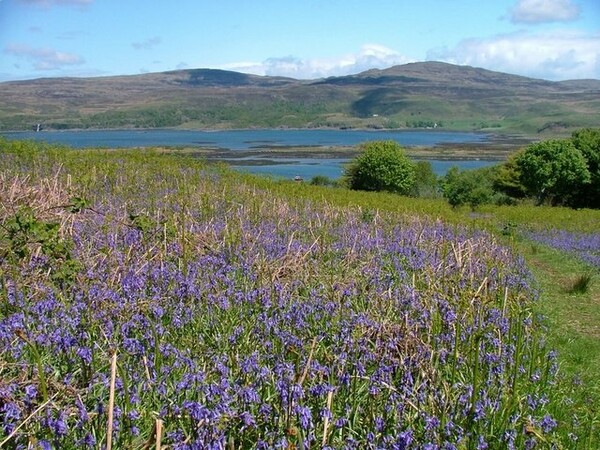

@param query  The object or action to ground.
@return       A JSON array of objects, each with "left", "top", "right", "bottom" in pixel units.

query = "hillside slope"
[{"left": 1, "top": 62, "right": 598, "bottom": 134}]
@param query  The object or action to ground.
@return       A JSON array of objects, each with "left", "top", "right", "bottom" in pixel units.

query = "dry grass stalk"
[
  {"left": 106, "top": 349, "right": 118, "bottom": 450},
  {"left": 297, "top": 337, "right": 318, "bottom": 386},
  {"left": 0, "top": 170, "right": 72, "bottom": 219},
  {"left": 322, "top": 390, "right": 334, "bottom": 447},
  {"left": 155, "top": 418, "right": 163, "bottom": 450},
  {"left": 472, "top": 276, "right": 489, "bottom": 304},
  {"left": 0, "top": 393, "right": 59, "bottom": 447},
  {"left": 261, "top": 236, "right": 321, "bottom": 284}
]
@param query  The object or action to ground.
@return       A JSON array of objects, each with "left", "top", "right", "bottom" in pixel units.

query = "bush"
[
  {"left": 345, "top": 140, "right": 416, "bottom": 195},
  {"left": 309, "top": 175, "right": 333, "bottom": 186},
  {"left": 493, "top": 151, "right": 527, "bottom": 199},
  {"left": 410, "top": 160, "right": 440, "bottom": 198},
  {"left": 515, "top": 139, "right": 590, "bottom": 206},
  {"left": 442, "top": 166, "right": 495, "bottom": 209},
  {"left": 570, "top": 128, "right": 600, "bottom": 208}
]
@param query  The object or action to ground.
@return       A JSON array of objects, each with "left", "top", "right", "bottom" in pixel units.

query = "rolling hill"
[{"left": 1, "top": 61, "right": 599, "bottom": 135}]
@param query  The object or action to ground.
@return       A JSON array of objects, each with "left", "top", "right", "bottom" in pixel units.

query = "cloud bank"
[
  {"left": 509, "top": 0, "right": 580, "bottom": 24},
  {"left": 429, "top": 31, "right": 600, "bottom": 80},
  {"left": 4, "top": 44, "right": 85, "bottom": 70},
  {"left": 222, "top": 44, "right": 413, "bottom": 79},
  {"left": 221, "top": 33, "right": 599, "bottom": 82}
]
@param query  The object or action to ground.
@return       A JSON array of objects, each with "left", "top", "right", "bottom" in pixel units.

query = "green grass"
[
  {"left": 516, "top": 244, "right": 600, "bottom": 377},
  {"left": 516, "top": 242, "right": 600, "bottom": 446}
]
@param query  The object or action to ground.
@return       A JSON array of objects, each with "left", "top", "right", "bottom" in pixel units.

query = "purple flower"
[
  {"left": 296, "top": 405, "right": 312, "bottom": 430},
  {"left": 240, "top": 411, "right": 255, "bottom": 428},
  {"left": 523, "top": 229, "right": 600, "bottom": 269},
  {"left": 183, "top": 401, "right": 212, "bottom": 422},
  {"left": 49, "top": 410, "right": 68, "bottom": 436},
  {"left": 2, "top": 401, "right": 21, "bottom": 423},
  {"left": 38, "top": 440, "right": 52, "bottom": 450},
  {"left": 24, "top": 384, "right": 37, "bottom": 401},
  {"left": 78, "top": 433, "right": 96, "bottom": 447},
  {"left": 540, "top": 414, "right": 557, "bottom": 433},
  {"left": 477, "top": 435, "right": 488, "bottom": 449},
  {"left": 374, "top": 415, "right": 385, "bottom": 432},
  {"left": 396, "top": 429, "right": 413, "bottom": 448},
  {"left": 425, "top": 415, "right": 440, "bottom": 431},
  {"left": 76, "top": 346, "right": 93, "bottom": 364},
  {"left": 334, "top": 416, "right": 348, "bottom": 429}
]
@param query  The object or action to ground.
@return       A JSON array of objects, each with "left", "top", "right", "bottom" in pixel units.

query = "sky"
[{"left": 0, "top": 0, "right": 599, "bottom": 82}]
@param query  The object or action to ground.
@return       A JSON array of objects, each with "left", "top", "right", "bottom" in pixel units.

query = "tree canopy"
[
  {"left": 570, "top": 128, "right": 600, "bottom": 208},
  {"left": 515, "top": 139, "right": 590, "bottom": 206},
  {"left": 340, "top": 130, "right": 600, "bottom": 209},
  {"left": 442, "top": 166, "right": 496, "bottom": 209},
  {"left": 345, "top": 141, "right": 416, "bottom": 195},
  {"left": 492, "top": 151, "right": 527, "bottom": 200}
]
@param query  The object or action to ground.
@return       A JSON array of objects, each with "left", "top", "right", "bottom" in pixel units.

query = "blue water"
[
  {"left": 233, "top": 158, "right": 496, "bottom": 179},
  {"left": 1, "top": 128, "right": 488, "bottom": 149},
  {"left": 1, "top": 129, "right": 496, "bottom": 178}
]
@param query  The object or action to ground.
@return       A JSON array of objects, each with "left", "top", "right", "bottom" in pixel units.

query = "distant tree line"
[
  {"left": 448, "top": 128, "right": 600, "bottom": 209},
  {"left": 405, "top": 120, "right": 443, "bottom": 128},
  {"left": 340, "top": 128, "right": 600, "bottom": 210}
]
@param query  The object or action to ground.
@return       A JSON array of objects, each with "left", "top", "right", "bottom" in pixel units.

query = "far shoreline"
[{"left": 1, "top": 127, "right": 536, "bottom": 161}]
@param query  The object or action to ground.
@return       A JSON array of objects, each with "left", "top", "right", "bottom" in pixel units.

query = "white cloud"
[
  {"left": 428, "top": 31, "right": 600, "bottom": 80},
  {"left": 221, "top": 44, "right": 414, "bottom": 79},
  {"left": 4, "top": 43, "right": 85, "bottom": 70},
  {"left": 132, "top": 36, "right": 162, "bottom": 51},
  {"left": 509, "top": 0, "right": 580, "bottom": 24}
]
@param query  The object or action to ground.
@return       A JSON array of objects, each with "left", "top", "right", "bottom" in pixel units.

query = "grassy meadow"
[{"left": 1, "top": 139, "right": 599, "bottom": 449}]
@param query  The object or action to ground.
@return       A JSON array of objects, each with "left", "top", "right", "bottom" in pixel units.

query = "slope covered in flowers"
[
  {"left": 0, "top": 142, "right": 572, "bottom": 448},
  {"left": 523, "top": 229, "right": 600, "bottom": 270}
]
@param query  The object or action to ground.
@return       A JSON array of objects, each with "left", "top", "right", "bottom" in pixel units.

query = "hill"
[{"left": 1, "top": 61, "right": 598, "bottom": 134}]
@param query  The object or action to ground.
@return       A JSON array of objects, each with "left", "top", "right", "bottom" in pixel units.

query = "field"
[{"left": 1, "top": 139, "right": 599, "bottom": 449}]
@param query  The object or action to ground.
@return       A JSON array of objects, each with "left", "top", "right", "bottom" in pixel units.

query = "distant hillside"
[{"left": 1, "top": 62, "right": 598, "bottom": 135}]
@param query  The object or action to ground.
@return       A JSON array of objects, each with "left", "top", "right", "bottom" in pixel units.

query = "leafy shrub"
[
  {"left": 344, "top": 140, "right": 416, "bottom": 194},
  {"left": 309, "top": 175, "right": 333, "bottom": 186},
  {"left": 515, "top": 139, "right": 590, "bottom": 206},
  {"left": 570, "top": 128, "right": 600, "bottom": 208},
  {"left": 493, "top": 151, "right": 527, "bottom": 200},
  {"left": 410, "top": 160, "right": 440, "bottom": 198},
  {"left": 442, "top": 166, "right": 495, "bottom": 209}
]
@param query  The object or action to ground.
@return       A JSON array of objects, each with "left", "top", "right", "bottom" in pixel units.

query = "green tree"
[
  {"left": 515, "top": 139, "right": 591, "bottom": 205},
  {"left": 345, "top": 141, "right": 416, "bottom": 194},
  {"left": 442, "top": 166, "right": 495, "bottom": 209},
  {"left": 493, "top": 150, "right": 527, "bottom": 199},
  {"left": 410, "top": 161, "right": 440, "bottom": 198},
  {"left": 571, "top": 128, "right": 600, "bottom": 208}
]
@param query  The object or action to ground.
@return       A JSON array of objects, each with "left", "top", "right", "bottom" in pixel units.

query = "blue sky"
[{"left": 0, "top": 0, "right": 598, "bottom": 82}]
